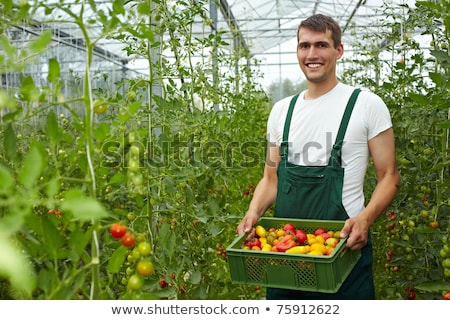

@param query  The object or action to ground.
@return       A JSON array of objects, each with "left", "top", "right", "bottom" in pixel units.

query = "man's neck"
[{"left": 304, "top": 79, "right": 339, "bottom": 100}]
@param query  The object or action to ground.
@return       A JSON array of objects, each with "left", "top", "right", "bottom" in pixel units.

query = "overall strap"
[
  {"left": 280, "top": 93, "right": 300, "bottom": 159},
  {"left": 328, "top": 88, "right": 361, "bottom": 166}
]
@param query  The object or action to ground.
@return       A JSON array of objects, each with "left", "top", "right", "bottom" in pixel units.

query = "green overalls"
[{"left": 266, "top": 89, "right": 375, "bottom": 300}]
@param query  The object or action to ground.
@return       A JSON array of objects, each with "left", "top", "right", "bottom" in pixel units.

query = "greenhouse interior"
[{"left": 0, "top": 0, "right": 449, "bottom": 302}]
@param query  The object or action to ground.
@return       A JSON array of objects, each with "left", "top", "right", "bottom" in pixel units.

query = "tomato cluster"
[
  {"left": 110, "top": 222, "right": 137, "bottom": 247},
  {"left": 242, "top": 223, "right": 342, "bottom": 256}
]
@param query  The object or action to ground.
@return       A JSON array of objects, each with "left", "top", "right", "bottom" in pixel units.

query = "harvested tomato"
[
  {"left": 110, "top": 223, "right": 127, "bottom": 239},
  {"left": 246, "top": 237, "right": 261, "bottom": 248},
  {"left": 255, "top": 225, "right": 267, "bottom": 238},
  {"left": 294, "top": 229, "right": 307, "bottom": 245},
  {"left": 283, "top": 223, "right": 296, "bottom": 232},
  {"left": 275, "top": 234, "right": 297, "bottom": 252},
  {"left": 121, "top": 232, "right": 136, "bottom": 247},
  {"left": 314, "top": 227, "right": 327, "bottom": 236}
]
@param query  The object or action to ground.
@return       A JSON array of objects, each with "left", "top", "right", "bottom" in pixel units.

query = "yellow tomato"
[
  {"left": 315, "top": 235, "right": 325, "bottom": 244},
  {"left": 325, "top": 237, "right": 339, "bottom": 247},
  {"left": 255, "top": 225, "right": 267, "bottom": 238},
  {"left": 276, "top": 229, "right": 285, "bottom": 237},
  {"left": 261, "top": 244, "right": 272, "bottom": 252},
  {"left": 309, "top": 250, "right": 324, "bottom": 256},
  {"left": 259, "top": 237, "right": 267, "bottom": 247},
  {"left": 285, "top": 246, "right": 309, "bottom": 254},
  {"left": 310, "top": 243, "right": 327, "bottom": 254}
]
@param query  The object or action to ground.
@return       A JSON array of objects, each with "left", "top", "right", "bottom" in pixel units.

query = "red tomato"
[
  {"left": 159, "top": 278, "right": 167, "bottom": 288},
  {"left": 245, "top": 237, "right": 261, "bottom": 248},
  {"left": 314, "top": 227, "right": 327, "bottom": 236},
  {"left": 283, "top": 223, "right": 296, "bottom": 232},
  {"left": 121, "top": 232, "right": 136, "bottom": 247},
  {"left": 110, "top": 223, "right": 127, "bottom": 239},
  {"left": 294, "top": 229, "right": 307, "bottom": 245},
  {"left": 444, "top": 291, "right": 450, "bottom": 300}
]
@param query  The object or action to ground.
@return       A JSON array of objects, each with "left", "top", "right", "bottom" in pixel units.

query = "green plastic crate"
[{"left": 226, "top": 217, "right": 361, "bottom": 293}]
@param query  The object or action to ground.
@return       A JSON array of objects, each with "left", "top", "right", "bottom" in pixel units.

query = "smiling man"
[{"left": 237, "top": 14, "right": 400, "bottom": 300}]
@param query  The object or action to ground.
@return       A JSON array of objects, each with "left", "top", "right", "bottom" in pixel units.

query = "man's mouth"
[{"left": 306, "top": 63, "right": 322, "bottom": 68}]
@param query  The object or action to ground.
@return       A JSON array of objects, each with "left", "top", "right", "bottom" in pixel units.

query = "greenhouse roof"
[
  {"left": 25, "top": 0, "right": 416, "bottom": 86},
  {"left": 219, "top": 0, "right": 389, "bottom": 56}
]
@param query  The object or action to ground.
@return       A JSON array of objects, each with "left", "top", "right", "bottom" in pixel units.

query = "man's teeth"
[{"left": 308, "top": 63, "right": 321, "bottom": 67}]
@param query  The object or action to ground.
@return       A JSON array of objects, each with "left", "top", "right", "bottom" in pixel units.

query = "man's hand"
[
  {"left": 236, "top": 211, "right": 260, "bottom": 235},
  {"left": 340, "top": 215, "right": 370, "bottom": 250}
]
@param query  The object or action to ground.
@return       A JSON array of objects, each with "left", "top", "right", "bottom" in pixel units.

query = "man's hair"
[{"left": 297, "top": 14, "right": 342, "bottom": 48}]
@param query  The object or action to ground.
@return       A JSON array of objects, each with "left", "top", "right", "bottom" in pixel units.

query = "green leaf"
[
  {"left": 107, "top": 246, "right": 128, "bottom": 273},
  {"left": 93, "top": 122, "right": 110, "bottom": 141},
  {"left": 68, "top": 224, "right": 92, "bottom": 261},
  {"left": 158, "top": 223, "right": 176, "bottom": 261},
  {"left": 437, "top": 120, "right": 450, "bottom": 129},
  {"left": 41, "top": 215, "right": 64, "bottom": 258},
  {"left": 415, "top": 281, "right": 450, "bottom": 292},
  {"left": 137, "top": 1, "right": 151, "bottom": 14},
  {"left": 19, "top": 75, "right": 40, "bottom": 102},
  {"left": 189, "top": 270, "right": 202, "bottom": 284},
  {"left": 112, "top": 0, "right": 125, "bottom": 15},
  {"left": 0, "top": 236, "right": 36, "bottom": 297},
  {"left": 0, "top": 200, "right": 31, "bottom": 236},
  {"left": 3, "top": 123, "right": 17, "bottom": 161},
  {"left": 61, "top": 189, "right": 109, "bottom": 222},
  {"left": 0, "top": 164, "right": 14, "bottom": 192},
  {"left": 45, "top": 177, "right": 60, "bottom": 197},
  {"left": 18, "top": 142, "right": 46, "bottom": 188},
  {"left": 45, "top": 109, "right": 59, "bottom": 142},
  {"left": 29, "top": 29, "right": 52, "bottom": 53},
  {"left": 47, "top": 57, "right": 60, "bottom": 83},
  {"left": 428, "top": 72, "right": 443, "bottom": 86},
  {"left": 0, "top": 35, "right": 16, "bottom": 57},
  {"left": 128, "top": 100, "right": 142, "bottom": 115}
]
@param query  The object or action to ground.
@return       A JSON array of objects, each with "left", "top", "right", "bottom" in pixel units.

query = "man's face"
[{"left": 296, "top": 28, "right": 343, "bottom": 84}]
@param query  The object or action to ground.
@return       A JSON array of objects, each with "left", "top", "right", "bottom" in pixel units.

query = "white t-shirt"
[{"left": 267, "top": 82, "right": 392, "bottom": 217}]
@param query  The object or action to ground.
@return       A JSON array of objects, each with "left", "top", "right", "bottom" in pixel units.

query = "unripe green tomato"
[
  {"left": 131, "top": 247, "right": 141, "bottom": 260},
  {"left": 137, "top": 241, "right": 152, "bottom": 256},
  {"left": 127, "top": 212, "right": 136, "bottom": 221},
  {"left": 127, "top": 274, "right": 143, "bottom": 290}
]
